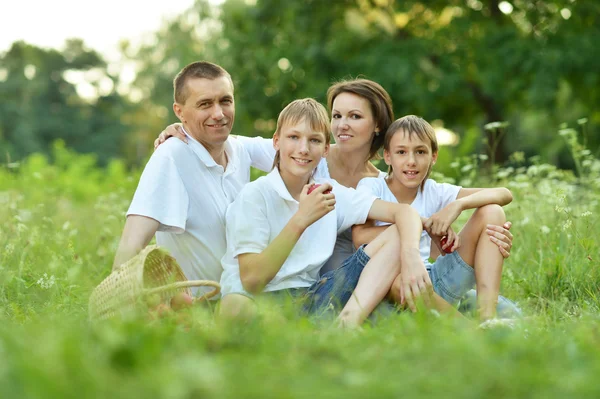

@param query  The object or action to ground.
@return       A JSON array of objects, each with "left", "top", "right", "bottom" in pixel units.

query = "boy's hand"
[
  {"left": 487, "top": 221, "right": 513, "bottom": 258},
  {"left": 399, "top": 249, "right": 433, "bottom": 312},
  {"left": 292, "top": 183, "right": 335, "bottom": 229},
  {"left": 425, "top": 202, "right": 461, "bottom": 237},
  {"left": 431, "top": 227, "right": 460, "bottom": 254},
  {"left": 154, "top": 123, "right": 187, "bottom": 149}
]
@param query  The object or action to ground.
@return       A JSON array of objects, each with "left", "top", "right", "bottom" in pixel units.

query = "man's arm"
[{"left": 112, "top": 215, "right": 160, "bottom": 270}]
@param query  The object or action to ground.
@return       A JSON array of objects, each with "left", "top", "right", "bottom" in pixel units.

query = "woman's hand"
[
  {"left": 487, "top": 221, "right": 513, "bottom": 258},
  {"left": 154, "top": 123, "right": 187, "bottom": 149},
  {"left": 292, "top": 183, "right": 335, "bottom": 230}
]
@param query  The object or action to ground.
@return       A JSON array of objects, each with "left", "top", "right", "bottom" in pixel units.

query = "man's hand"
[
  {"left": 154, "top": 123, "right": 187, "bottom": 149},
  {"left": 487, "top": 221, "right": 513, "bottom": 258}
]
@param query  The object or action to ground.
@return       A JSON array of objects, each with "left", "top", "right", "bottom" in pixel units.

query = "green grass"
[{"left": 1, "top": 142, "right": 600, "bottom": 398}]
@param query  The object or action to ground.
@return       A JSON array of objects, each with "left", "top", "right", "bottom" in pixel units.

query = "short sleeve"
[
  {"left": 127, "top": 151, "right": 189, "bottom": 233},
  {"left": 357, "top": 177, "right": 385, "bottom": 198},
  {"left": 235, "top": 135, "right": 275, "bottom": 173},
  {"left": 226, "top": 186, "right": 271, "bottom": 257},
  {"left": 332, "top": 183, "right": 378, "bottom": 233},
  {"left": 428, "top": 180, "right": 461, "bottom": 210}
]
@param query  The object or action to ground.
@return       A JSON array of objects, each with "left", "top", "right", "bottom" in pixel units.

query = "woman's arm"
[
  {"left": 239, "top": 183, "right": 335, "bottom": 294},
  {"left": 425, "top": 187, "right": 513, "bottom": 237}
]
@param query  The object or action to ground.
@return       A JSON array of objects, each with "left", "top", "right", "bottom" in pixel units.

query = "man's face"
[{"left": 173, "top": 76, "right": 235, "bottom": 148}]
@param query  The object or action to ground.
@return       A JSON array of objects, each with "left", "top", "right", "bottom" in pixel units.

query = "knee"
[
  {"left": 474, "top": 204, "right": 505, "bottom": 225},
  {"left": 218, "top": 294, "right": 256, "bottom": 322}
]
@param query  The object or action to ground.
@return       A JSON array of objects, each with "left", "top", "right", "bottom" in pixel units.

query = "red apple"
[
  {"left": 170, "top": 292, "right": 194, "bottom": 311},
  {"left": 148, "top": 303, "right": 172, "bottom": 320},
  {"left": 440, "top": 236, "right": 452, "bottom": 254},
  {"left": 307, "top": 183, "right": 332, "bottom": 195}
]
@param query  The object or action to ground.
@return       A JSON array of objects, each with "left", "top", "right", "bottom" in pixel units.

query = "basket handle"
[{"left": 144, "top": 280, "right": 221, "bottom": 302}]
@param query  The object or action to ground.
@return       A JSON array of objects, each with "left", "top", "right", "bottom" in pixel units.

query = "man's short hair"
[{"left": 173, "top": 61, "right": 232, "bottom": 104}]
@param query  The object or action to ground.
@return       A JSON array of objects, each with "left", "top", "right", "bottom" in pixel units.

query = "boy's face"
[
  {"left": 273, "top": 119, "right": 329, "bottom": 181},
  {"left": 384, "top": 130, "right": 438, "bottom": 190},
  {"left": 173, "top": 76, "right": 235, "bottom": 148}
]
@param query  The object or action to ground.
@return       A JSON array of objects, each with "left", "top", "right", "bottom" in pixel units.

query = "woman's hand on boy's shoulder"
[{"left": 425, "top": 202, "right": 462, "bottom": 237}]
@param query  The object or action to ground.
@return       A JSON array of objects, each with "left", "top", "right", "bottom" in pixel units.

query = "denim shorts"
[
  {"left": 428, "top": 251, "right": 523, "bottom": 317},
  {"left": 302, "top": 245, "right": 370, "bottom": 317},
  {"left": 428, "top": 250, "right": 477, "bottom": 306}
]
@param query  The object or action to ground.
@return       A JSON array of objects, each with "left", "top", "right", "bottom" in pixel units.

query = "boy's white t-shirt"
[
  {"left": 220, "top": 167, "right": 377, "bottom": 297},
  {"left": 356, "top": 177, "right": 461, "bottom": 267},
  {"left": 233, "top": 136, "right": 368, "bottom": 274}
]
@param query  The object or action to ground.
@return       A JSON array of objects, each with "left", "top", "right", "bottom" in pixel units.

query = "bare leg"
[
  {"left": 456, "top": 204, "right": 506, "bottom": 321},
  {"left": 337, "top": 226, "right": 404, "bottom": 326}
]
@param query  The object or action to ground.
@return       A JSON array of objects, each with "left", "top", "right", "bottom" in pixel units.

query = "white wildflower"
[
  {"left": 540, "top": 225, "right": 551, "bottom": 234},
  {"left": 562, "top": 220, "right": 572, "bottom": 231},
  {"left": 36, "top": 273, "right": 56, "bottom": 290},
  {"left": 581, "top": 211, "right": 592, "bottom": 218}
]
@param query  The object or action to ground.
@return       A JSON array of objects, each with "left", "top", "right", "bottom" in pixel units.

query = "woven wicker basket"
[{"left": 89, "top": 245, "right": 220, "bottom": 321}]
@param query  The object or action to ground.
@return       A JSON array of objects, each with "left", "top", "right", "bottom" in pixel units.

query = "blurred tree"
[
  {"left": 0, "top": 40, "right": 134, "bottom": 165},
  {"left": 114, "top": 0, "right": 600, "bottom": 167},
  {"left": 210, "top": 0, "right": 600, "bottom": 164}
]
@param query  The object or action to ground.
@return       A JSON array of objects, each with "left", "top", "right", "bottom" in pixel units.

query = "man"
[{"left": 112, "top": 61, "right": 272, "bottom": 296}]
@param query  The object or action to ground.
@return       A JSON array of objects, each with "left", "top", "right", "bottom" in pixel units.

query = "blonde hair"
[
  {"left": 384, "top": 115, "right": 439, "bottom": 191},
  {"left": 272, "top": 98, "right": 330, "bottom": 170}
]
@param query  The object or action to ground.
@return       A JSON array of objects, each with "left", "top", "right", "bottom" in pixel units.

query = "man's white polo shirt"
[
  {"left": 127, "top": 133, "right": 271, "bottom": 296},
  {"left": 219, "top": 167, "right": 377, "bottom": 297}
]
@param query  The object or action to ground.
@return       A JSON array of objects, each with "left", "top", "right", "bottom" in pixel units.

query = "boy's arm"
[
  {"left": 238, "top": 183, "right": 334, "bottom": 295},
  {"left": 352, "top": 216, "right": 429, "bottom": 248},
  {"left": 112, "top": 215, "right": 160, "bottom": 270},
  {"left": 426, "top": 187, "right": 513, "bottom": 237}
]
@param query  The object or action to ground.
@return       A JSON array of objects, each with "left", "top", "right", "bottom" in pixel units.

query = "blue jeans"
[
  {"left": 302, "top": 245, "right": 370, "bottom": 317},
  {"left": 429, "top": 251, "right": 522, "bottom": 317}
]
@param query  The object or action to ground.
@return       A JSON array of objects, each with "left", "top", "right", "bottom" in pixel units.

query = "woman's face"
[{"left": 330, "top": 92, "right": 378, "bottom": 153}]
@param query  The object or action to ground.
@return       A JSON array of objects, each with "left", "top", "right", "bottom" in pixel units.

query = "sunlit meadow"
[{"left": 1, "top": 125, "right": 599, "bottom": 398}]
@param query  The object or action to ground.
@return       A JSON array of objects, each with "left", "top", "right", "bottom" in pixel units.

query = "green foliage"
[
  {"left": 0, "top": 40, "right": 136, "bottom": 165},
  {"left": 1, "top": 138, "right": 600, "bottom": 396}
]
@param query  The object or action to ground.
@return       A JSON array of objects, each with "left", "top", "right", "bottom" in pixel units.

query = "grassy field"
[{"left": 1, "top": 141, "right": 600, "bottom": 398}]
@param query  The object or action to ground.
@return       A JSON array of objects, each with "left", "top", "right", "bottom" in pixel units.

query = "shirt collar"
[
  {"left": 265, "top": 167, "right": 306, "bottom": 203},
  {"left": 181, "top": 126, "right": 235, "bottom": 172}
]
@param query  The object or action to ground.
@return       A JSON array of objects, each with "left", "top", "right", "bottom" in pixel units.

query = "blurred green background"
[{"left": 1, "top": 0, "right": 598, "bottom": 172}]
